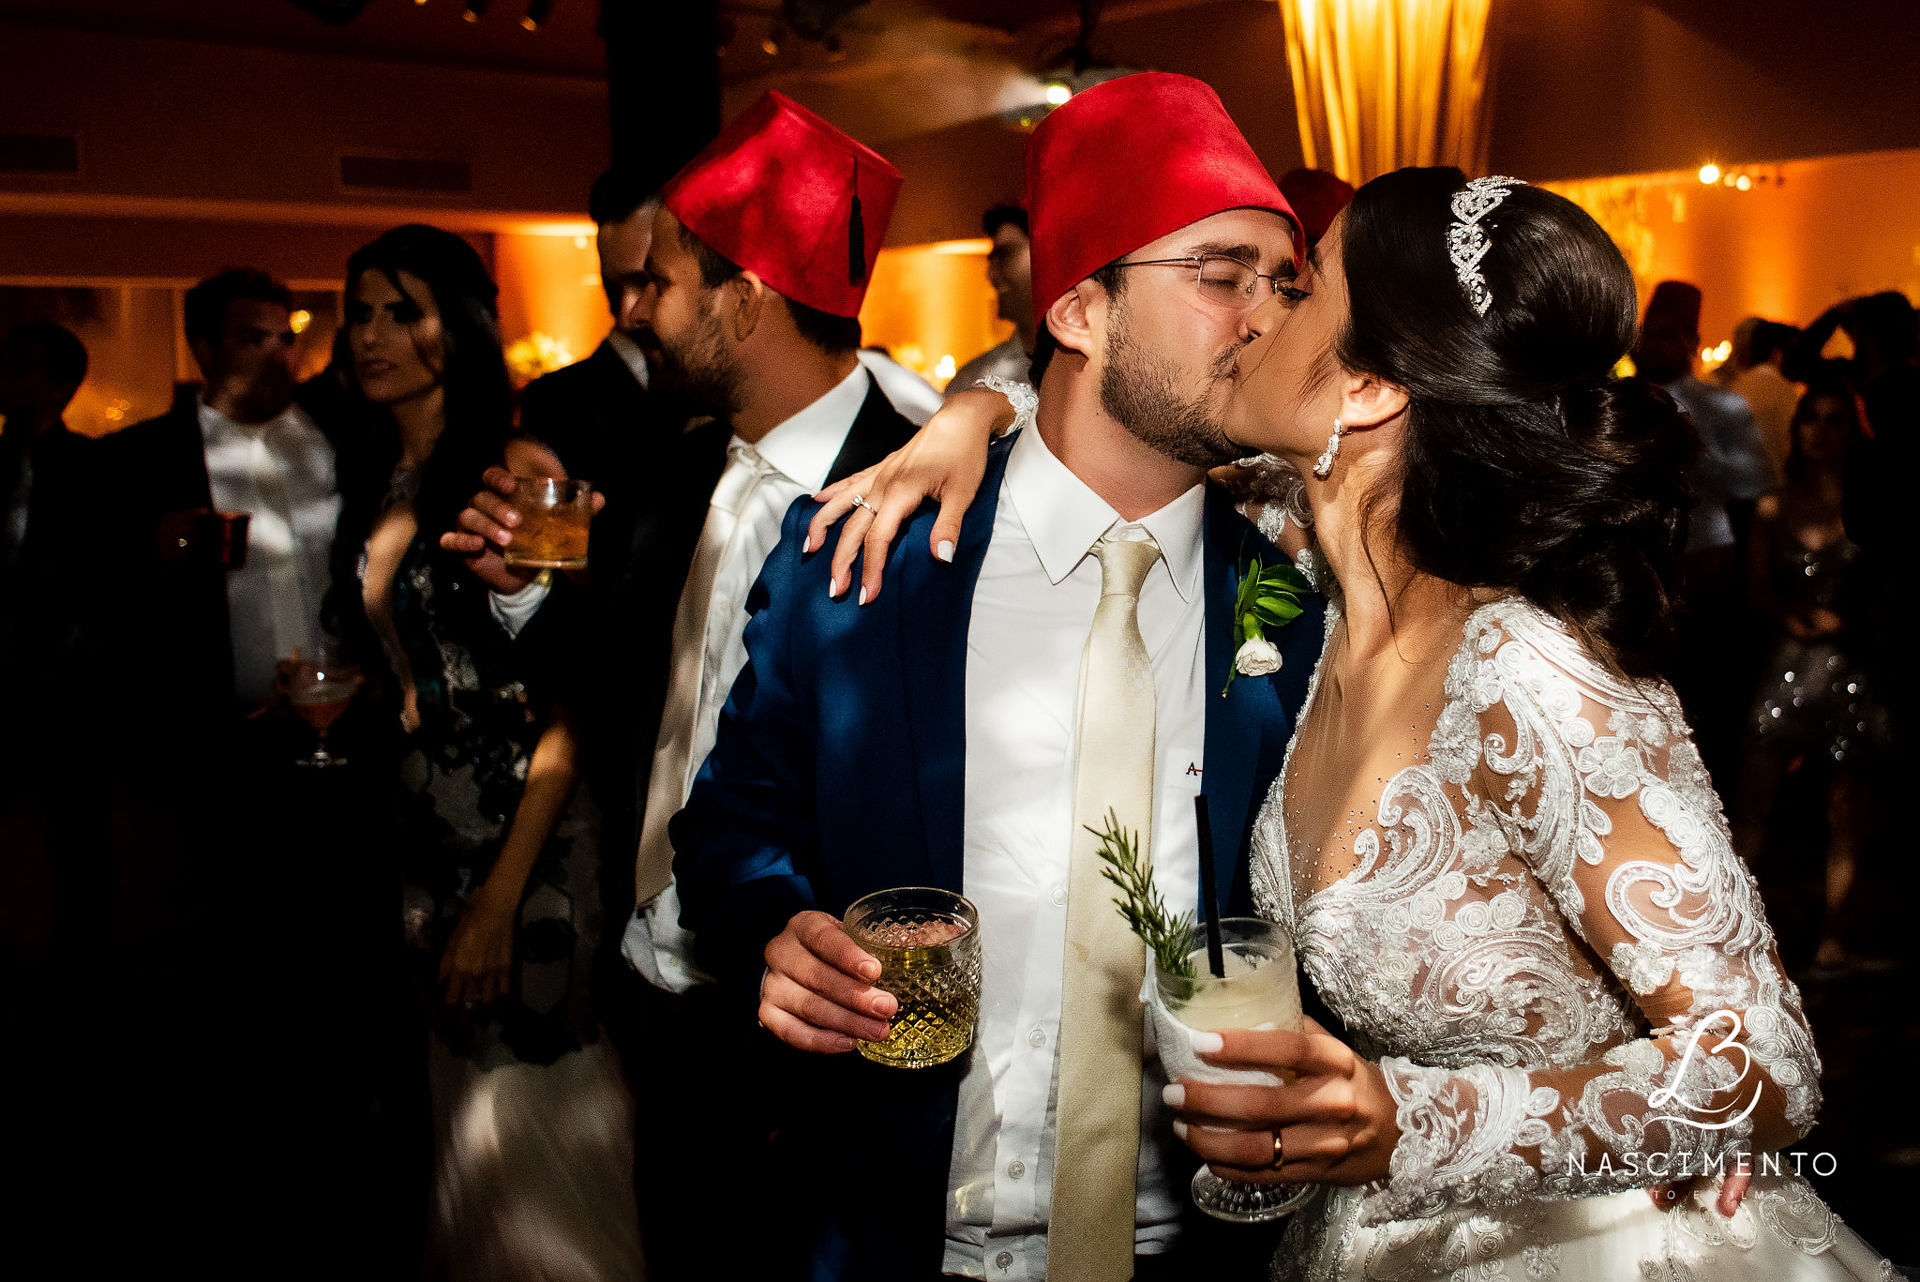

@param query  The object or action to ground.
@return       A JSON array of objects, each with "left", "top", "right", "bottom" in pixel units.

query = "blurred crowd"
[{"left": 2, "top": 149, "right": 1915, "bottom": 1274}]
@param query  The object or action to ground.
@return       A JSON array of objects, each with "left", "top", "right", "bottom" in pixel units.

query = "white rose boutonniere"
[
  {"left": 1234, "top": 636, "right": 1282, "bottom": 677},
  {"left": 1223, "top": 550, "right": 1310, "bottom": 695}
]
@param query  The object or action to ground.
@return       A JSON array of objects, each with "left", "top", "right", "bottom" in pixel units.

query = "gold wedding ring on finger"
[{"left": 1270, "top": 1130, "right": 1285, "bottom": 1169}]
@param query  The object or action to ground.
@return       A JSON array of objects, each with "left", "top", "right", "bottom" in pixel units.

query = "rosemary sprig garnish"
[{"left": 1090, "top": 807, "right": 1195, "bottom": 980}]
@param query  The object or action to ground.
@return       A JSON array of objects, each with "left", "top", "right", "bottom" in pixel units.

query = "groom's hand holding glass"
[
  {"left": 1167, "top": 1019, "right": 1400, "bottom": 1187},
  {"left": 759, "top": 910, "right": 898, "bottom": 1054}
]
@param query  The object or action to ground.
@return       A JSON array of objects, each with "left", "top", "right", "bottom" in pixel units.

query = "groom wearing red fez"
[
  {"left": 673, "top": 74, "right": 1322, "bottom": 1280},
  {"left": 454, "top": 90, "right": 916, "bottom": 1278}
]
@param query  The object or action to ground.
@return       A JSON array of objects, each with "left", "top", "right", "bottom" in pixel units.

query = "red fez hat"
[
  {"left": 663, "top": 91, "right": 903, "bottom": 319},
  {"left": 1645, "top": 280, "right": 1703, "bottom": 332},
  {"left": 1025, "top": 73, "right": 1298, "bottom": 331},
  {"left": 1278, "top": 168, "right": 1355, "bottom": 250}
]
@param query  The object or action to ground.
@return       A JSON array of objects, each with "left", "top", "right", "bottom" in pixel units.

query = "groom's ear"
[
  {"left": 1339, "top": 374, "right": 1409, "bottom": 433},
  {"left": 1043, "top": 285, "right": 1096, "bottom": 360}
]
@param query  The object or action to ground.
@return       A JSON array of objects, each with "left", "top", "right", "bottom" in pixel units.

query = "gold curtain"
[{"left": 1278, "top": 0, "right": 1494, "bottom": 186}]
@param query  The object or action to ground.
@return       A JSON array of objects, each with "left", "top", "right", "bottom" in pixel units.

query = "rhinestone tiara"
[{"left": 1447, "top": 175, "right": 1526, "bottom": 316}]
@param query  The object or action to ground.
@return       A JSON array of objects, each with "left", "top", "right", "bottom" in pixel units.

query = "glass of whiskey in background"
[{"left": 503, "top": 477, "right": 593, "bottom": 570}]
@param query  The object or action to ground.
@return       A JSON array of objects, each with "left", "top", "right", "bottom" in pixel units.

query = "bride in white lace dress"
[{"left": 1162, "top": 168, "right": 1892, "bottom": 1280}]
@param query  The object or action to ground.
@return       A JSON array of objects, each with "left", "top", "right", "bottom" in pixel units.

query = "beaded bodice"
[{"left": 1250, "top": 597, "right": 1821, "bottom": 1222}]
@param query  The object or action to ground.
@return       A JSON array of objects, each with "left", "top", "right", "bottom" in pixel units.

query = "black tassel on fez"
[{"left": 849, "top": 156, "right": 866, "bottom": 285}]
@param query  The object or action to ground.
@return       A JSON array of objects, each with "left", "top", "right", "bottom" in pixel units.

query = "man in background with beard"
[
  {"left": 446, "top": 90, "right": 914, "bottom": 1277},
  {"left": 671, "top": 73, "right": 1321, "bottom": 1281}
]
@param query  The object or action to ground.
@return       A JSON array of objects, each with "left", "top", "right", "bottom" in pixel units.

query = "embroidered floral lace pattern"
[
  {"left": 978, "top": 374, "right": 1038, "bottom": 437},
  {"left": 1249, "top": 597, "right": 1854, "bottom": 1275}
]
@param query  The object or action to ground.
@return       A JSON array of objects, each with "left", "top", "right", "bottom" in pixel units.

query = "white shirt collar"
[
  {"left": 741, "top": 364, "right": 868, "bottom": 491},
  {"left": 1002, "top": 423, "right": 1206, "bottom": 602},
  {"left": 197, "top": 397, "right": 310, "bottom": 440},
  {"left": 604, "top": 328, "right": 651, "bottom": 390}
]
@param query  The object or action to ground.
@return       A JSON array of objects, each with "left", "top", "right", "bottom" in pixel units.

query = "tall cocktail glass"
[{"left": 1153, "top": 917, "right": 1316, "bottom": 1222}]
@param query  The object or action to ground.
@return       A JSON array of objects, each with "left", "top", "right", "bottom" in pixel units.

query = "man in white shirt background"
[
  {"left": 673, "top": 74, "right": 1320, "bottom": 1282},
  {"left": 98, "top": 268, "right": 339, "bottom": 720},
  {"left": 444, "top": 91, "right": 916, "bottom": 1278}
]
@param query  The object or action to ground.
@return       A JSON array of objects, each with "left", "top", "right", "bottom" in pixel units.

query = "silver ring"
[{"left": 850, "top": 493, "right": 875, "bottom": 514}]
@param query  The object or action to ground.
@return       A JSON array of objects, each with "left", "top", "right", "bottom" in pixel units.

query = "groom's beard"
[
  {"left": 653, "top": 301, "right": 742, "bottom": 418},
  {"left": 1099, "top": 315, "right": 1244, "bottom": 469}
]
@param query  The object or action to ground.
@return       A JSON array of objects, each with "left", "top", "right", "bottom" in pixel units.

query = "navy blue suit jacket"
[{"left": 672, "top": 433, "right": 1325, "bottom": 1280}]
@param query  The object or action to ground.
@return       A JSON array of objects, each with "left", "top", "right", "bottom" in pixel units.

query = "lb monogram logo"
[{"left": 1646, "top": 1009, "right": 1763, "bottom": 1132}]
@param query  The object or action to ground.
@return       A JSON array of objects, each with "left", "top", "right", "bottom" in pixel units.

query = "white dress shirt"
[
  {"left": 197, "top": 400, "right": 339, "bottom": 702},
  {"left": 603, "top": 327, "right": 652, "bottom": 391},
  {"left": 620, "top": 365, "right": 871, "bottom": 992},
  {"left": 945, "top": 425, "right": 1209, "bottom": 1279}
]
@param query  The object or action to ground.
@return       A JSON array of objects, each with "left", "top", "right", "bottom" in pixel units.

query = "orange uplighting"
[
  {"left": 492, "top": 231, "right": 608, "bottom": 388},
  {"left": 858, "top": 239, "right": 1009, "bottom": 391}
]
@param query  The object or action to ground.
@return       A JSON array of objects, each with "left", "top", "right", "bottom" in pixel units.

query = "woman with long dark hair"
[
  {"left": 1164, "top": 169, "right": 1885, "bottom": 1279},
  {"left": 1732, "top": 379, "right": 1890, "bottom": 974},
  {"left": 331, "top": 224, "right": 638, "bottom": 1277}
]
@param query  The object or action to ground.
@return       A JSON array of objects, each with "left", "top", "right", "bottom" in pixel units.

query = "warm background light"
[
  {"left": 858, "top": 239, "right": 1007, "bottom": 391},
  {"left": 1278, "top": 0, "right": 1492, "bottom": 184},
  {"left": 491, "top": 227, "right": 607, "bottom": 388},
  {"left": 1547, "top": 147, "right": 1920, "bottom": 348}
]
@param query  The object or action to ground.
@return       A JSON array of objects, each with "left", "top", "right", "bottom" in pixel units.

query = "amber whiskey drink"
[
  {"left": 843, "top": 888, "right": 982, "bottom": 1069},
  {"left": 503, "top": 477, "right": 593, "bottom": 570}
]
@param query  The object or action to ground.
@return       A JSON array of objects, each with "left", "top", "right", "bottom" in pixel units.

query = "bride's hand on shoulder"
[
  {"left": 805, "top": 386, "right": 1016, "bottom": 604},
  {"left": 1169, "top": 1017, "right": 1400, "bottom": 1187}
]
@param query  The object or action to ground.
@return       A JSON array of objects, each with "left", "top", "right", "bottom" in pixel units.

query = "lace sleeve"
[
  {"left": 1364, "top": 602, "right": 1822, "bottom": 1223},
  {"left": 975, "top": 375, "right": 1036, "bottom": 437}
]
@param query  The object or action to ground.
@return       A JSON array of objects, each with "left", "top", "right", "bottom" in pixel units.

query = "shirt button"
[
  {"left": 1028, "top": 1027, "right": 1047, "bottom": 1049},
  {"left": 1050, "top": 885, "right": 1067, "bottom": 908},
  {"left": 1007, "top": 1159, "right": 1026, "bottom": 1180},
  {"left": 995, "top": 1250, "right": 1014, "bottom": 1271}
]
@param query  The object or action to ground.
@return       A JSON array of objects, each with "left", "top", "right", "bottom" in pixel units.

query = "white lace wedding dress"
[{"left": 1249, "top": 596, "right": 1895, "bottom": 1281}]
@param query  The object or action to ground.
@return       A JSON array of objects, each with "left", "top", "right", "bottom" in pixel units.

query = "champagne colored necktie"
[
  {"left": 1051, "top": 534, "right": 1160, "bottom": 1280},
  {"left": 634, "top": 443, "right": 768, "bottom": 906}
]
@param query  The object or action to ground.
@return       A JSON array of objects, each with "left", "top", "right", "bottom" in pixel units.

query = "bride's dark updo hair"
[{"left": 1336, "top": 167, "right": 1697, "bottom": 679}]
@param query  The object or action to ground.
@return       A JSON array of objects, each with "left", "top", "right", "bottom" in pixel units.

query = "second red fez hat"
[
  {"left": 1278, "top": 168, "right": 1356, "bottom": 250},
  {"left": 1025, "top": 73, "right": 1298, "bottom": 331},
  {"left": 663, "top": 91, "right": 903, "bottom": 319}
]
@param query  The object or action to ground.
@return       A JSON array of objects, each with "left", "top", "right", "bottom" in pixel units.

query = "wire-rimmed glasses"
[{"left": 1108, "top": 253, "right": 1304, "bottom": 310}]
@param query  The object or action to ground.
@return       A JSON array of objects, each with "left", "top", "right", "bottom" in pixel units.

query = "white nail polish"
[
  {"left": 829, "top": 577, "right": 842, "bottom": 598},
  {"left": 1190, "top": 1030, "right": 1224, "bottom": 1054},
  {"left": 1171, "top": 1119, "right": 1188, "bottom": 1141},
  {"left": 1162, "top": 1084, "right": 1185, "bottom": 1108},
  {"left": 859, "top": 586, "right": 869, "bottom": 606},
  {"left": 936, "top": 539, "right": 955, "bottom": 563}
]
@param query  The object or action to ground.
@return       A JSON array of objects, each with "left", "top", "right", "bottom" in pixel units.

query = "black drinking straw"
[{"left": 1193, "top": 794, "right": 1227, "bottom": 979}]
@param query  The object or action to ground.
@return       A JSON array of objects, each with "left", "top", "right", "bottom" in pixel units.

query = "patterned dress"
[
  {"left": 1252, "top": 597, "right": 1892, "bottom": 1280},
  {"left": 1747, "top": 531, "right": 1891, "bottom": 767},
  {"left": 379, "top": 533, "right": 600, "bottom": 1065},
  {"left": 369, "top": 531, "right": 638, "bottom": 1280}
]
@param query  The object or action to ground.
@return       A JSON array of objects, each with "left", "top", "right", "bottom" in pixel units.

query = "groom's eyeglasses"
[{"left": 1107, "top": 254, "right": 1308, "bottom": 309}]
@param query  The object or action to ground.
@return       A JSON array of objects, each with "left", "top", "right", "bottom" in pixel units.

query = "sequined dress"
[
  {"left": 1250, "top": 596, "right": 1892, "bottom": 1280},
  {"left": 1748, "top": 532, "right": 1890, "bottom": 765}
]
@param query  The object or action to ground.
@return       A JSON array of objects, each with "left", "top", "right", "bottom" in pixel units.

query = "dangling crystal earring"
[{"left": 1312, "top": 419, "right": 1344, "bottom": 479}]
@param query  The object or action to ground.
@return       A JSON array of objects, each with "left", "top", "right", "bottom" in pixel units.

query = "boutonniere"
[{"left": 1223, "top": 552, "right": 1309, "bottom": 695}]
